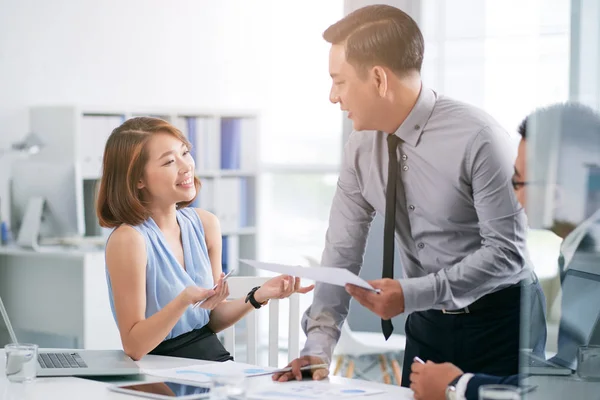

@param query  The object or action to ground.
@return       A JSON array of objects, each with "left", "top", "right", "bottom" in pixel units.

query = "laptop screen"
[{"left": 553, "top": 268, "right": 600, "bottom": 369}]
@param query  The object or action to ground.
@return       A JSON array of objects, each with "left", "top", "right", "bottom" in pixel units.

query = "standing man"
[{"left": 273, "top": 4, "right": 543, "bottom": 386}]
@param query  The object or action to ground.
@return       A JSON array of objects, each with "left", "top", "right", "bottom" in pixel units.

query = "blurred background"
[{"left": 0, "top": 0, "right": 598, "bottom": 388}]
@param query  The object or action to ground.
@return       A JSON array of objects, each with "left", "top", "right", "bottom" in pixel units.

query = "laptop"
[
  {"left": 1, "top": 294, "right": 139, "bottom": 377},
  {"left": 522, "top": 254, "right": 600, "bottom": 376},
  {"left": 522, "top": 351, "right": 572, "bottom": 376},
  {"left": 36, "top": 349, "right": 140, "bottom": 377}
]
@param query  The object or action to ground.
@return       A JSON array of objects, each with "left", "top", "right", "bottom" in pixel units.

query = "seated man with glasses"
[{"left": 410, "top": 102, "right": 600, "bottom": 400}]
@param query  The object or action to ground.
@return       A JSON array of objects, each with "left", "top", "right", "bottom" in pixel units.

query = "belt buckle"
[{"left": 442, "top": 306, "right": 470, "bottom": 315}]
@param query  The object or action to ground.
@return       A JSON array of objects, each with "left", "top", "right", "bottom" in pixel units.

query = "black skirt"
[{"left": 149, "top": 325, "right": 233, "bottom": 362}]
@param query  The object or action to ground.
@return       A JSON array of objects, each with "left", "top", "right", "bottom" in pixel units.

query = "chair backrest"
[{"left": 223, "top": 276, "right": 300, "bottom": 367}]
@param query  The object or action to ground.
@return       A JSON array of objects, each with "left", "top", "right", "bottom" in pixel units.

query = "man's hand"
[
  {"left": 410, "top": 361, "right": 463, "bottom": 400},
  {"left": 272, "top": 356, "right": 329, "bottom": 382},
  {"left": 345, "top": 279, "right": 405, "bottom": 319}
]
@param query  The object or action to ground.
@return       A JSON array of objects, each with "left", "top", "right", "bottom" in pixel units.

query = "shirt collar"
[{"left": 393, "top": 85, "right": 437, "bottom": 147}]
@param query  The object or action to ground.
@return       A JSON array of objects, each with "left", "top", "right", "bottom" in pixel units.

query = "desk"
[
  {"left": 0, "top": 351, "right": 413, "bottom": 400},
  {"left": 0, "top": 246, "right": 121, "bottom": 349},
  {"left": 523, "top": 374, "right": 600, "bottom": 400}
]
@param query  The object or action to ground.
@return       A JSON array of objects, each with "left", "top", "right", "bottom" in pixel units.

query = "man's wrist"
[
  {"left": 300, "top": 337, "right": 333, "bottom": 365},
  {"left": 447, "top": 373, "right": 473, "bottom": 400},
  {"left": 398, "top": 275, "right": 435, "bottom": 314}
]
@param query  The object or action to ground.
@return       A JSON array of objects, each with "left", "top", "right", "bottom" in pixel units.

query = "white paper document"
[
  {"left": 248, "top": 380, "right": 384, "bottom": 399},
  {"left": 144, "top": 361, "right": 384, "bottom": 399},
  {"left": 143, "top": 361, "right": 277, "bottom": 383},
  {"left": 239, "top": 259, "right": 380, "bottom": 292}
]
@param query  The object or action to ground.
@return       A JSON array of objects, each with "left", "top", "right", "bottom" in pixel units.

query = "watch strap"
[
  {"left": 449, "top": 374, "right": 463, "bottom": 387},
  {"left": 245, "top": 286, "right": 265, "bottom": 309}
]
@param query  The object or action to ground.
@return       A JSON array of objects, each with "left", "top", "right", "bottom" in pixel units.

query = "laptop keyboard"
[{"left": 38, "top": 352, "right": 88, "bottom": 369}]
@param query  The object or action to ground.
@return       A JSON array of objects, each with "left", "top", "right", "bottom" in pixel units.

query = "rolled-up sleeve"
[
  {"left": 300, "top": 134, "right": 375, "bottom": 363},
  {"left": 399, "top": 126, "right": 529, "bottom": 313}
]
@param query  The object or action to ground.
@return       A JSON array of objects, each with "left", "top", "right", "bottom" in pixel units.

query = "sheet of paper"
[
  {"left": 239, "top": 259, "right": 379, "bottom": 292},
  {"left": 142, "top": 361, "right": 277, "bottom": 383},
  {"left": 248, "top": 380, "right": 384, "bottom": 399}
]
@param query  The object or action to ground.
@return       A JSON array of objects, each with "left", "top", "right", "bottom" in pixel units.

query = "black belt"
[{"left": 438, "top": 280, "right": 528, "bottom": 315}]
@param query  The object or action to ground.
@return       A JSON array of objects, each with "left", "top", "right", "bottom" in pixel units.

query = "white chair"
[
  {"left": 332, "top": 322, "right": 406, "bottom": 385},
  {"left": 222, "top": 276, "right": 301, "bottom": 367}
]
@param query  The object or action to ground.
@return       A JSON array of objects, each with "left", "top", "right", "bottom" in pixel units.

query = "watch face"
[{"left": 445, "top": 385, "right": 457, "bottom": 400}]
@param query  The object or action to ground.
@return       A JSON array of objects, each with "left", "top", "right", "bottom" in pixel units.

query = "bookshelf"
[{"left": 27, "top": 106, "right": 260, "bottom": 275}]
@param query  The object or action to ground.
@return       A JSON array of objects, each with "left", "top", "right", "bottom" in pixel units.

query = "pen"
[
  {"left": 250, "top": 363, "right": 330, "bottom": 377},
  {"left": 192, "top": 269, "right": 236, "bottom": 309},
  {"left": 413, "top": 356, "right": 425, "bottom": 364}
]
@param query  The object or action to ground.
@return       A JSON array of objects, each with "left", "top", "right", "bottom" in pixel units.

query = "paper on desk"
[
  {"left": 240, "top": 259, "right": 380, "bottom": 292},
  {"left": 248, "top": 380, "right": 384, "bottom": 399},
  {"left": 142, "top": 361, "right": 277, "bottom": 383}
]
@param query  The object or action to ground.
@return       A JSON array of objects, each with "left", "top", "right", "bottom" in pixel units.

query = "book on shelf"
[
  {"left": 215, "top": 178, "right": 241, "bottom": 233},
  {"left": 178, "top": 116, "right": 220, "bottom": 172},
  {"left": 220, "top": 118, "right": 242, "bottom": 170},
  {"left": 220, "top": 117, "right": 258, "bottom": 172},
  {"left": 221, "top": 235, "right": 239, "bottom": 274},
  {"left": 196, "top": 178, "right": 214, "bottom": 212},
  {"left": 239, "top": 178, "right": 249, "bottom": 227}
]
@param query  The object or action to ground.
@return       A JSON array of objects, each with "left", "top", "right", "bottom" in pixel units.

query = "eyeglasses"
[{"left": 511, "top": 179, "right": 528, "bottom": 190}]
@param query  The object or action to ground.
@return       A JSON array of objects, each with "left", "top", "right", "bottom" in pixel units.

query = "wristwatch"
[
  {"left": 245, "top": 286, "right": 268, "bottom": 309},
  {"left": 445, "top": 374, "right": 463, "bottom": 400}
]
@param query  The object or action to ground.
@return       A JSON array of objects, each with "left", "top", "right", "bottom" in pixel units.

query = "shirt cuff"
[
  {"left": 398, "top": 275, "right": 436, "bottom": 314},
  {"left": 300, "top": 330, "right": 336, "bottom": 365},
  {"left": 456, "top": 373, "right": 474, "bottom": 400}
]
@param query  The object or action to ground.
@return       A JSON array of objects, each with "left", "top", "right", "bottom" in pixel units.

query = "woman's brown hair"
[{"left": 96, "top": 117, "right": 200, "bottom": 228}]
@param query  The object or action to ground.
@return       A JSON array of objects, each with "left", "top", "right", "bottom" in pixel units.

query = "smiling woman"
[
  {"left": 95, "top": 117, "right": 313, "bottom": 362},
  {"left": 97, "top": 118, "right": 201, "bottom": 227}
]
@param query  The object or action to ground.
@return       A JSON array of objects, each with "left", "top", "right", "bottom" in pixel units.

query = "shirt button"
[
  {"left": 401, "top": 154, "right": 408, "bottom": 161},
  {"left": 409, "top": 205, "right": 415, "bottom": 210},
  {"left": 418, "top": 243, "right": 424, "bottom": 249},
  {"left": 414, "top": 124, "right": 420, "bottom": 130},
  {"left": 402, "top": 165, "right": 409, "bottom": 171}
]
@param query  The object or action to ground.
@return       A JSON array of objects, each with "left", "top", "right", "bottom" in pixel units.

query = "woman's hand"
[
  {"left": 183, "top": 273, "right": 230, "bottom": 310},
  {"left": 254, "top": 275, "right": 314, "bottom": 303}
]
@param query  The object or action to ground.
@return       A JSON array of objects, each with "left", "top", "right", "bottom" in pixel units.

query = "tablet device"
[{"left": 109, "top": 381, "right": 211, "bottom": 399}]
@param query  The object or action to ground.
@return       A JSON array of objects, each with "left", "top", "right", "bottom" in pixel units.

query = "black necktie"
[{"left": 382, "top": 134, "right": 400, "bottom": 340}]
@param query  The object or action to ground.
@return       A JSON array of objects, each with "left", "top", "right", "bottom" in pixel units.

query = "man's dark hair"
[
  {"left": 517, "top": 102, "right": 600, "bottom": 140},
  {"left": 323, "top": 4, "right": 424, "bottom": 76}
]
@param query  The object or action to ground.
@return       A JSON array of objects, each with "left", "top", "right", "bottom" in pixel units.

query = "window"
[
  {"left": 251, "top": 2, "right": 343, "bottom": 358},
  {"left": 420, "top": 0, "right": 570, "bottom": 137},
  {"left": 259, "top": 173, "right": 338, "bottom": 265},
  {"left": 258, "top": 1, "right": 344, "bottom": 264}
]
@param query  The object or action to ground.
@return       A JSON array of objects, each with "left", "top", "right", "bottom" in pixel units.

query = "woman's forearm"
[
  {"left": 207, "top": 297, "right": 256, "bottom": 333},
  {"left": 123, "top": 293, "right": 190, "bottom": 360}
]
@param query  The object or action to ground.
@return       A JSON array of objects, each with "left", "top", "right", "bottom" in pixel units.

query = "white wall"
[
  {"left": 0, "top": 0, "right": 343, "bottom": 221},
  {"left": 0, "top": 0, "right": 275, "bottom": 149},
  {"left": 0, "top": 0, "right": 258, "bottom": 220}
]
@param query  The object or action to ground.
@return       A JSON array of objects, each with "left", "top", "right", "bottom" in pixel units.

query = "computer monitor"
[
  {"left": 550, "top": 252, "right": 600, "bottom": 370},
  {"left": 10, "top": 160, "right": 84, "bottom": 244}
]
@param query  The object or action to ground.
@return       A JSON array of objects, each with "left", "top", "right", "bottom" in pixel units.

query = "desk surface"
[
  {"left": 0, "top": 351, "right": 412, "bottom": 400},
  {"left": 524, "top": 374, "right": 600, "bottom": 400}
]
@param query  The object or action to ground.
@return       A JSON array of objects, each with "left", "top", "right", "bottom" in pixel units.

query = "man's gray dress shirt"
[{"left": 301, "top": 86, "right": 533, "bottom": 363}]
